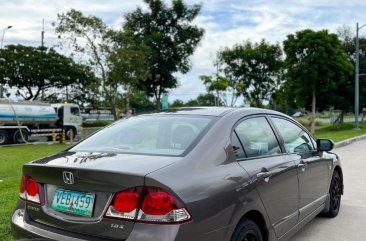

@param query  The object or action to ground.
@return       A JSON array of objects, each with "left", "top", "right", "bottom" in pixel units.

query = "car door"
[
  {"left": 270, "top": 116, "right": 331, "bottom": 221},
  {"left": 233, "top": 116, "right": 299, "bottom": 238}
]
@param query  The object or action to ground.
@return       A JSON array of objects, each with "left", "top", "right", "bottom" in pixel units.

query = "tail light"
[
  {"left": 105, "top": 187, "right": 191, "bottom": 224},
  {"left": 105, "top": 188, "right": 140, "bottom": 220},
  {"left": 19, "top": 174, "right": 41, "bottom": 204}
]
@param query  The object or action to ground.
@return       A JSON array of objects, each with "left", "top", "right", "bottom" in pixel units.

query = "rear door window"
[{"left": 235, "top": 117, "right": 281, "bottom": 158}]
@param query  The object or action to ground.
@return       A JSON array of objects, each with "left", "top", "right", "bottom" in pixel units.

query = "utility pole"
[
  {"left": 1, "top": 25, "right": 12, "bottom": 49},
  {"left": 215, "top": 59, "right": 219, "bottom": 106},
  {"left": 355, "top": 22, "right": 366, "bottom": 130},
  {"left": 66, "top": 85, "right": 69, "bottom": 102},
  {"left": 1, "top": 25, "right": 12, "bottom": 98},
  {"left": 41, "top": 19, "right": 44, "bottom": 47},
  {"left": 41, "top": 19, "right": 45, "bottom": 100}
]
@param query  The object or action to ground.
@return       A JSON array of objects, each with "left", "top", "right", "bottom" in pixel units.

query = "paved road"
[{"left": 291, "top": 139, "right": 366, "bottom": 241}]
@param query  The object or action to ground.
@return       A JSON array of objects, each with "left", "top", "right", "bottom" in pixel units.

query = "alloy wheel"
[
  {"left": 242, "top": 231, "right": 259, "bottom": 241},
  {"left": 331, "top": 174, "right": 341, "bottom": 212}
]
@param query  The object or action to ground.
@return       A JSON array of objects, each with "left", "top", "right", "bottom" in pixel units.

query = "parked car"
[
  {"left": 83, "top": 114, "right": 115, "bottom": 123},
  {"left": 11, "top": 107, "right": 343, "bottom": 241},
  {"left": 292, "top": 111, "right": 307, "bottom": 118}
]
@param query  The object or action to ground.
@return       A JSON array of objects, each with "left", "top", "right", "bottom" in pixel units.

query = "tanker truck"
[{"left": 0, "top": 99, "right": 82, "bottom": 145}]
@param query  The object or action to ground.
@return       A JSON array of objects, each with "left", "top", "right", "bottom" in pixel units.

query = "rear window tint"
[{"left": 71, "top": 115, "right": 213, "bottom": 156}]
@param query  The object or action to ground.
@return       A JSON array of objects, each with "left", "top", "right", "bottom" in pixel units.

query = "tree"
[
  {"left": 170, "top": 99, "right": 185, "bottom": 108},
  {"left": 54, "top": 9, "right": 117, "bottom": 114},
  {"left": 200, "top": 74, "right": 229, "bottom": 106},
  {"left": 54, "top": 9, "right": 153, "bottom": 118},
  {"left": 283, "top": 29, "right": 353, "bottom": 133},
  {"left": 270, "top": 85, "right": 297, "bottom": 114},
  {"left": 332, "top": 26, "right": 366, "bottom": 126},
  {"left": 195, "top": 93, "right": 218, "bottom": 106},
  {"left": 186, "top": 93, "right": 218, "bottom": 106},
  {"left": 218, "top": 40, "right": 283, "bottom": 107},
  {"left": 108, "top": 32, "right": 151, "bottom": 111},
  {"left": 124, "top": 0, "right": 204, "bottom": 110},
  {"left": 200, "top": 58, "right": 245, "bottom": 107},
  {"left": 125, "top": 90, "right": 155, "bottom": 113},
  {"left": 0, "top": 45, "right": 96, "bottom": 101}
]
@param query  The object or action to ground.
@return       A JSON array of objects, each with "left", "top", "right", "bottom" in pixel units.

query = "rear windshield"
[{"left": 71, "top": 115, "right": 214, "bottom": 156}]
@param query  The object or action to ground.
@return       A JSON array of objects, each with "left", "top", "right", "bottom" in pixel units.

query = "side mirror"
[{"left": 317, "top": 139, "right": 334, "bottom": 152}]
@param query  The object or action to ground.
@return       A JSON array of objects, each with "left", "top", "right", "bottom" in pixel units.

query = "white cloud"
[{"left": 1, "top": 0, "right": 366, "bottom": 102}]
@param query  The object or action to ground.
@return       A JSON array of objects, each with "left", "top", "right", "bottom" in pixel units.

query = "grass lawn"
[
  {"left": 315, "top": 122, "right": 366, "bottom": 142},
  {"left": 0, "top": 144, "right": 68, "bottom": 241}
]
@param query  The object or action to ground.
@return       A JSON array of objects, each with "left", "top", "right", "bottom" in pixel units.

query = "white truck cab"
[{"left": 51, "top": 103, "right": 83, "bottom": 138}]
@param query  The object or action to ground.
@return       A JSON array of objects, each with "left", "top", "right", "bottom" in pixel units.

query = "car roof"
[{"left": 151, "top": 107, "right": 289, "bottom": 117}]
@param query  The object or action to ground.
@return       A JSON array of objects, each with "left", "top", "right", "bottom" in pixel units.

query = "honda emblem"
[{"left": 63, "top": 171, "right": 74, "bottom": 185}]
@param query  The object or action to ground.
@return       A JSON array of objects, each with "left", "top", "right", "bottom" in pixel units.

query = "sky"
[{"left": 1, "top": 0, "right": 366, "bottom": 103}]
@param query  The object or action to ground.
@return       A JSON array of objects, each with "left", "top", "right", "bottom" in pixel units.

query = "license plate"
[{"left": 51, "top": 189, "right": 95, "bottom": 217}]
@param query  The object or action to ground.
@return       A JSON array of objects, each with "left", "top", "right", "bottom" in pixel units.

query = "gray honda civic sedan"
[{"left": 11, "top": 107, "right": 343, "bottom": 241}]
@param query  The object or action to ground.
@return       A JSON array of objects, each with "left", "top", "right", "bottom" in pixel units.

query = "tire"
[
  {"left": 324, "top": 171, "right": 342, "bottom": 217},
  {"left": 0, "top": 130, "right": 9, "bottom": 145},
  {"left": 231, "top": 219, "right": 263, "bottom": 241},
  {"left": 12, "top": 129, "right": 29, "bottom": 144}
]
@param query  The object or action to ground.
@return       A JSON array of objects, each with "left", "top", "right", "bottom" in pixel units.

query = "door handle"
[
  {"left": 257, "top": 171, "right": 272, "bottom": 179},
  {"left": 297, "top": 160, "right": 307, "bottom": 171}
]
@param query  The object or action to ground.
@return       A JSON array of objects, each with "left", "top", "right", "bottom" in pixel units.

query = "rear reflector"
[
  {"left": 105, "top": 187, "right": 191, "bottom": 224},
  {"left": 19, "top": 175, "right": 26, "bottom": 194},
  {"left": 19, "top": 174, "right": 41, "bottom": 204}
]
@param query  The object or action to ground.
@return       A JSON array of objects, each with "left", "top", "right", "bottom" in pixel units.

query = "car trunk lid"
[{"left": 22, "top": 151, "right": 179, "bottom": 240}]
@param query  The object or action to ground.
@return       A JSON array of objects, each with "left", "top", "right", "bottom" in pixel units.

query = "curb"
[{"left": 334, "top": 134, "right": 366, "bottom": 149}]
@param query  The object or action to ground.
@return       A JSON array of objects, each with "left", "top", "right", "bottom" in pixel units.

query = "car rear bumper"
[
  {"left": 11, "top": 201, "right": 227, "bottom": 241},
  {"left": 12, "top": 208, "right": 88, "bottom": 241},
  {"left": 11, "top": 205, "right": 181, "bottom": 241}
]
